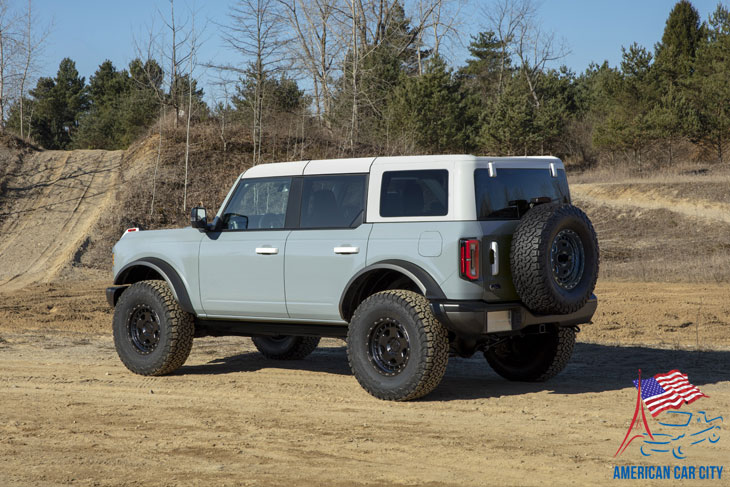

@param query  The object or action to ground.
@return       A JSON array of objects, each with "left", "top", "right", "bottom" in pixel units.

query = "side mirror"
[{"left": 190, "top": 206, "right": 207, "bottom": 229}]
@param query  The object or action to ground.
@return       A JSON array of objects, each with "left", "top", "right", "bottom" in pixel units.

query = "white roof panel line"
[
  {"left": 240, "top": 160, "right": 310, "bottom": 179},
  {"left": 240, "top": 155, "right": 563, "bottom": 178},
  {"left": 303, "top": 157, "right": 377, "bottom": 175}
]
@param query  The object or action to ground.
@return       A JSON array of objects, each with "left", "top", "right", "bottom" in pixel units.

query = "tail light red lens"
[{"left": 459, "top": 239, "right": 480, "bottom": 280}]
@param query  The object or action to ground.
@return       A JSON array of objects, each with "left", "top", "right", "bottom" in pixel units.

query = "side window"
[
  {"left": 300, "top": 174, "right": 367, "bottom": 229},
  {"left": 380, "top": 170, "right": 448, "bottom": 217},
  {"left": 221, "top": 177, "right": 291, "bottom": 230}
]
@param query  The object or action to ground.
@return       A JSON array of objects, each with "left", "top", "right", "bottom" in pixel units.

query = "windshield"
[{"left": 474, "top": 168, "right": 570, "bottom": 220}]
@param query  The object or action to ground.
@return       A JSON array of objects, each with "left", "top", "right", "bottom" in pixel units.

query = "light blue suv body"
[
  {"left": 109, "top": 155, "right": 597, "bottom": 340},
  {"left": 108, "top": 154, "right": 598, "bottom": 401}
]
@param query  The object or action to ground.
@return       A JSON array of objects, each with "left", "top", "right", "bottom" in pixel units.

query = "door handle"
[
  {"left": 334, "top": 246, "right": 359, "bottom": 254},
  {"left": 256, "top": 247, "right": 279, "bottom": 255}
]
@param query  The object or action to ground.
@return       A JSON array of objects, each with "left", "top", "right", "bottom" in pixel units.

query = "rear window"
[
  {"left": 474, "top": 168, "right": 570, "bottom": 220},
  {"left": 380, "top": 170, "right": 448, "bottom": 217}
]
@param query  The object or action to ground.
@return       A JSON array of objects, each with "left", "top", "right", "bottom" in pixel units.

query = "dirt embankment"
[{"left": 0, "top": 149, "right": 123, "bottom": 290}]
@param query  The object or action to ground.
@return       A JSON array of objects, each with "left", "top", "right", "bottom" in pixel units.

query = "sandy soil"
[
  {"left": 0, "top": 150, "right": 122, "bottom": 290},
  {"left": 0, "top": 279, "right": 728, "bottom": 486}
]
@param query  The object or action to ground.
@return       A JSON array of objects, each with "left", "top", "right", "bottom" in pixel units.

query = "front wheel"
[
  {"left": 347, "top": 290, "right": 449, "bottom": 401},
  {"left": 251, "top": 335, "right": 320, "bottom": 360},
  {"left": 113, "top": 280, "right": 195, "bottom": 376},
  {"left": 484, "top": 325, "right": 575, "bottom": 382}
]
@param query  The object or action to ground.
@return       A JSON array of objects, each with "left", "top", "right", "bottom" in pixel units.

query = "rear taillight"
[{"left": 459, "top": 239, "right": 480, "bottom": 280}]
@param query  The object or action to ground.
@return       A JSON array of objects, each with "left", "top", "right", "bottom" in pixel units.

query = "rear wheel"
[
  {"left": 251, "top": 335, "right": 320, "bottom": 360},
  {"left": 484, "top": 326, "right": 575, "bottom": 382},
  {"left": 113, "top": 280, "right": 194, "bottom": 376},
  {"left": 347, "top": 290, "right": 449, "bottom": 401}
]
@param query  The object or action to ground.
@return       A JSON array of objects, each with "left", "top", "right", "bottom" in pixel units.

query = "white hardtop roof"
[{"left": 238, "top": 155, "right": 562, "bottom": 179}]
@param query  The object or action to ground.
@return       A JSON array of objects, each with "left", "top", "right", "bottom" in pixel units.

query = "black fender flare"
[
  {"left": 114, "top": 257, "right": 195, "bottom": 314},
  {"left": 339, "top": 260, "right": 446, "bottom": 320}
]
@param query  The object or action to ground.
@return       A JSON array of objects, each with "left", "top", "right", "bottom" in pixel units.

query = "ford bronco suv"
[{"left": 107, "top": 155, "right": 599, "bottom": 401}]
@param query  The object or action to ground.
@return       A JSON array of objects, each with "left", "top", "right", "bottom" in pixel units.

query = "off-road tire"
[
  {"left": 511, "top": 203, "right": 599, "bottom": 314},
  {"left": 113, "top": 280, "right": 194, "bottom": 376},
  {"left": 251, "top": 336, "right": 321, "bottom": 360},
  {"left": 485, "top": 326, "right": 575, "bottom": 382},
  {"left": 347, "top": 290, "right": 449, "bottom": 401}
]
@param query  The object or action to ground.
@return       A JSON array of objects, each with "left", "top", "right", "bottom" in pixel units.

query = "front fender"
[{"left": 114, "top": 257, "right": 195, "bottom": 314}]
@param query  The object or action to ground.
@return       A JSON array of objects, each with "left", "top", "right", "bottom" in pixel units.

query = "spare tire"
[{"left": 510, "top": 203, "right": 599, "bottom": 314}]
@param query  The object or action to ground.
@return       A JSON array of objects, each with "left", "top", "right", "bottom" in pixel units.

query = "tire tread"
[
  {"left": 347, "top": 290, "right": 449, "bottom": 401},
  {"left": 113, "top": 280, "right": 194, "bottom": 376},
  {"left": 510, "top": 204, "right": 599, "bottom": 314}
]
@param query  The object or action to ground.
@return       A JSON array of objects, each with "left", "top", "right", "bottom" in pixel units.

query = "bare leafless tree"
[
  {"left": 182, "top": 8, "right": 203, "bottom": 212},
  {"left": 160, "top": 0, "right": 192, "bottom": 127},
  {"left": 483, "top": 0, "right": 566, "bottom": 103},
  {"left": 0, "top": 0, "right": 17, "bottom": 128},
  {"left": 428, "top": 0, "right": 465, "bottom": 60},
  {"left": 213, "top": 0, "right": 288, "bottom": 165},
  {"left": 483, "top": 0, "right": 531, "bottom": 95},
  {"left": 133, "top": 21, "right": 168, "bottom": 216},
  {"left": 18, "top": 0, "right": 48, "bottom": 139},
  {"left": 278, "top": 0, "right": 340, "bottom": 125},
  {"left": 211, "top": 73, "right": 235, "bottom": 157}
]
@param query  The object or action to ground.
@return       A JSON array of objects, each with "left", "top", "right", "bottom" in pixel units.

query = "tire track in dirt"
[
  {"left": 571, "top": 183, "right": 730, "bottom": 225},
  {"left": 0, "top": 150, "right": 122, "bottom": 290},
  {"left": 0, "top": 152, "right": 72, "bottom": 255}
]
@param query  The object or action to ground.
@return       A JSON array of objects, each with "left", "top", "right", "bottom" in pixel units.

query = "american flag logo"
[{"left": 633, "top": 370, "right": 708, "bottom": 417}]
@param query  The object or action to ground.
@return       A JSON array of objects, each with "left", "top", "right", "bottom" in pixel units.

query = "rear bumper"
[
  {"left": 106, "top": 286, "right": 128, "bottom": 307},
  {"left": 430, "top": 295, "right": 597, "bottom": 338}
]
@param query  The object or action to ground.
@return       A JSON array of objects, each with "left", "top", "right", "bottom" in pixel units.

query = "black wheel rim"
[
  {"left": 128, "top": 304, "right": 161, "bottom": 354},
  {"left": 550, "top": 229, "right": 585, "bottom": 290},
  {"left": 367, "top": 318, "right": 410, "bottom": 376}
]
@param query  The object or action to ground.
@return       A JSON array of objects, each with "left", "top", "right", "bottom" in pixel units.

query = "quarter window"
[
  {"left": 380, "top": 170, "right": 448, "bottom": 217},
  {"left": 300, "top": 174, "right": 367, "bottom": 228},
  {"left": 221, "top": 177, "right": 291, "bottom": 230}
]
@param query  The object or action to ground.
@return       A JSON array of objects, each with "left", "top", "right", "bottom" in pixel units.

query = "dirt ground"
[{"left": 1, "top": 279, "right": 728, "bottom": 486}]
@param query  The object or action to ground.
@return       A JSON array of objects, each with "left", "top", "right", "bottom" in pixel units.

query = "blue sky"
[{"left": 34, "top": 0, "right": 722, "bottom": 102}]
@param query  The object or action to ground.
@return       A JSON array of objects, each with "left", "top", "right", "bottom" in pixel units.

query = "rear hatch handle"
[{"left": 490, "top": 241, "right": 499, "bottom": 275}]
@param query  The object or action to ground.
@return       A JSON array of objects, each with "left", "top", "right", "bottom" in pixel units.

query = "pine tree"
[
  {"left": 593, "top": 44, "right": 655, "bottom": 166},
  {"left": 389, "top": 56, "right": 465, "bottom": 153},
  {"left": 73, "top": 59, "right": 162, "bottom": 149},
  {"left": 692, "top": 3, "right": 730, "bottom": 162},
  {"left": 654, "top": 0, "right": 703, "bottom": 82},
  {"left": 19, "top": 58, "right": 89, "bottom": 149},
  {"left": 650, "top": 1, "right": 704, "bottom": 162}
]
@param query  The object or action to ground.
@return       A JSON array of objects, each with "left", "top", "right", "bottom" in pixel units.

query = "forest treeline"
[{"left": 3, "top": 0, "right": 730, "bottom": 167}]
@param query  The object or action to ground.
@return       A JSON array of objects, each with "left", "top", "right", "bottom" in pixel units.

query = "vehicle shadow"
[
  {"left": 178, "top": 342, "right": 730, "bottom": 401},
  {"left": 178, "top": 345, "right": 353, "bottom": 377},
  {"left": 428, "top": 342, "right": 730, "bottom": 402}
]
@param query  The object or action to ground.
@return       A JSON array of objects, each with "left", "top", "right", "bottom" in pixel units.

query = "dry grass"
[{"left": 570, "top": 162, "right": 730, "bottom": 283}]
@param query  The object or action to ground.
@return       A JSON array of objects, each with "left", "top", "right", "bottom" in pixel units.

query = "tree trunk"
[
  {"left": 150, "top": 106, "right": 164, "bottom": 216},
  {"left": 183, "top": 73, "right": 192, "bottom": 212},
  {"left": 0, "top": 27, "right": 5, "bottom": 129}
]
